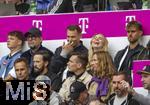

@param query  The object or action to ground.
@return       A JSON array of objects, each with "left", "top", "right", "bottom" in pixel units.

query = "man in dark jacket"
[
  {"left": 21, "top": 27, "right": 53, "bottom": 69},
  {"left": 49, "top": 25, "right": 88, "bottom": 92},
  {"left": 106, "top": 71, "right": 140, "bottom": 105},
  {"left": 50, "top": 25, "right": 88, "bottom": 74},
  {"left": 114, "top": 21, "right": 149, "bottom": 76}
]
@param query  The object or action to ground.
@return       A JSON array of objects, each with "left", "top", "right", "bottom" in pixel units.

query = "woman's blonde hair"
[
  {"left": 87, "top": 34, "right": 108, "bottom": 69},
  {"left": 92, "top": 51, "right": 115, "bottom": 78}
]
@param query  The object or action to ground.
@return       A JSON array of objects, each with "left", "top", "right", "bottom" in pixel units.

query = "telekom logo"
[
  {"left": 79, "top": 18, "right": 89, "bottom": 34},
  {"left": 32, "top": 20, "right": 42, "bottom": 31},
  {"left": 125, "top": 16, "right": 136, "bottom": 26}
]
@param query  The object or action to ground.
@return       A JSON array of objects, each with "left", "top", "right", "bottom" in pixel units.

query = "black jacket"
[
  {"left": 50, "top": 41, "right": 88, "bottom": 74},
  {"left": 114, "top": 44, "right": 149, "bottom": 75},
  {"left": 107, "top": 93, "right": 140, "bottom": 105},
  {"left": 21, "top": 45, "right": 53, "bottom": 67}
]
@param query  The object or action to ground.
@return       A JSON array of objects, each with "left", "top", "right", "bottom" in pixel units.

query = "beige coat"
[{"left": 59, "top": 71, "right": 92, "bottom": 101}]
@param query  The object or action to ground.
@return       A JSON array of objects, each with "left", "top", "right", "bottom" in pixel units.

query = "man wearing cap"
[
  {"left": 68, "top": 81, "right": 97, "bottom": 105},
  {"left": 29, "top": 75, "right": 62, "bottom": 105},
  {"left": 21, "top": 27, "right": 53, "bottom": 68},
  {"left": 122, "top": 65, "right": 150, "bottom": 105}
]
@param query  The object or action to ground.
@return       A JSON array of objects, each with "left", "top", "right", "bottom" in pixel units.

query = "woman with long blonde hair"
[
  {"left": 89, "top": 34, "right": 115, "bottom": 102},
  {"left": 87, "top": 34, "right": 108, "bottom": 72},
  {"left": 88, "top": 51, "right": 115, "bottom": 103}
]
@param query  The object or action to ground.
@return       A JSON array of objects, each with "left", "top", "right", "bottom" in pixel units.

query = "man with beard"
[
  {"left": 30, "top": 50, "right": 61, "bottom": 91},
  {"left": 30, "top": 51, "right": 55, "bottom": 80},
  {"left": 21, "top": 27, "right": 53, "bottom": 69},
  {"left": 122, "top": 65, "right": 150, "bottom": 105},
  {"left": 114, "top": 21, "right": 149, "bottom": 77},
  {"left": 106, "top": 71, "right": 140, "bottom": 105}
]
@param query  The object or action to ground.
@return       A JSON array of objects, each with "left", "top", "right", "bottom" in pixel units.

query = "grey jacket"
[
  {"left": 29, "top": 91, "right": 62, "bottom": 105},
  {"left": 132, "top": 91, "right": 150, "bottom": 105}
]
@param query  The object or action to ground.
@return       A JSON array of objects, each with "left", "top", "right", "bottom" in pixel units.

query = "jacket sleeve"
[
  {"left": 132, "top": 92, "right": 150, "bottom": 105},
  {"left": 50, "top": 47, "right": 68, "bottom": 74}
]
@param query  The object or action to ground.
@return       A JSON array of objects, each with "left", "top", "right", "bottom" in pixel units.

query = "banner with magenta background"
[
  {"left": 133, "top": 60, "right": 150, "bottom": 88},
  {"left": 0, "top": 10, "right": 150, "bottom": 42}
]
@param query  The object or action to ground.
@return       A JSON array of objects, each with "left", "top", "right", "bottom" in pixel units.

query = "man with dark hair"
[
  {"left": 30, "top": 50, "right": 54, "bottom": 80},
  {"left": 50, "top": 24, "right": 88, "bottom": 79},
  {"left": 21, "top": 27, "right": 53, "bottom": 69},
  {"left": 106, "top": 71, "right": 140, "bottom": 105},
  {"left": 50, "top": 24, "right": 88, "bottom": 75},
  {"left": 114, "top": 21, "right": 149, "bottom": 76},
  {"left": 14, "top": 57, "right": 29, "bottom": 80},
  {"left": 59, "top": 52, "right": 91, "bottom": 101},
  {"left": 0, "top": 30, "right": 24, "bottom": 80},
  {"left": 68, "top": 81, "right": 97, "bottom": 105}
]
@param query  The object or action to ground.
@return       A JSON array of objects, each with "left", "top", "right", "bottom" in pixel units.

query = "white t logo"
[
  {"left": 32, "top": 20, "right": 42, "bottom": 31},
  {"left": 125, "top": 16, "right": 136, "bottom": 26},
  {"left": 79, "top": 18, "right": 89, "bottom": 34}
]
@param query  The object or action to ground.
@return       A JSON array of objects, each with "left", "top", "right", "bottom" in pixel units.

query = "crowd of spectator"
[{"left": 0, "top": 21, "right": 149, "bottom": 105}]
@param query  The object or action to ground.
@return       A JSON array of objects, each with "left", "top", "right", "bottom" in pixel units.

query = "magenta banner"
[
  {"left": 133, "top": 60, "right": 150, "bottom": 88},
  {"left": 0, "top": 10, "right": 150, "bottom": 42}
]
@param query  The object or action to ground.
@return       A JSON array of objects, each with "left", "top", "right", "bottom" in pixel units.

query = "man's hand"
[
  {"left": 120, "top": 80, "right": 136, "bottom": 95},
  {"left": 61, "top": 42, "right": 74, "bottom": 57}
]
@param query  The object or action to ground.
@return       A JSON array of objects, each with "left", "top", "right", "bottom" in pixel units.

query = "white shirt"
[{"left": 113, "top": 95, "right": 128, "bottom": 105}]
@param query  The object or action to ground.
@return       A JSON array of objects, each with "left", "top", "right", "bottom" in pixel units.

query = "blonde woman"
[
  {"left": 88, "top": 51, "right": 115, "bottom": 103},
  {"left": 87, "top": 34, "right": 108, "bottom": 73},
  {"left": 88, "top": 34, "right": 108, "bottom": 64}
]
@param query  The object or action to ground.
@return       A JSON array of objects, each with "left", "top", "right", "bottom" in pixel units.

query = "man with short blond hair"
[{"left": 0, "top": 30, "right": 24, "bottom": 80}]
